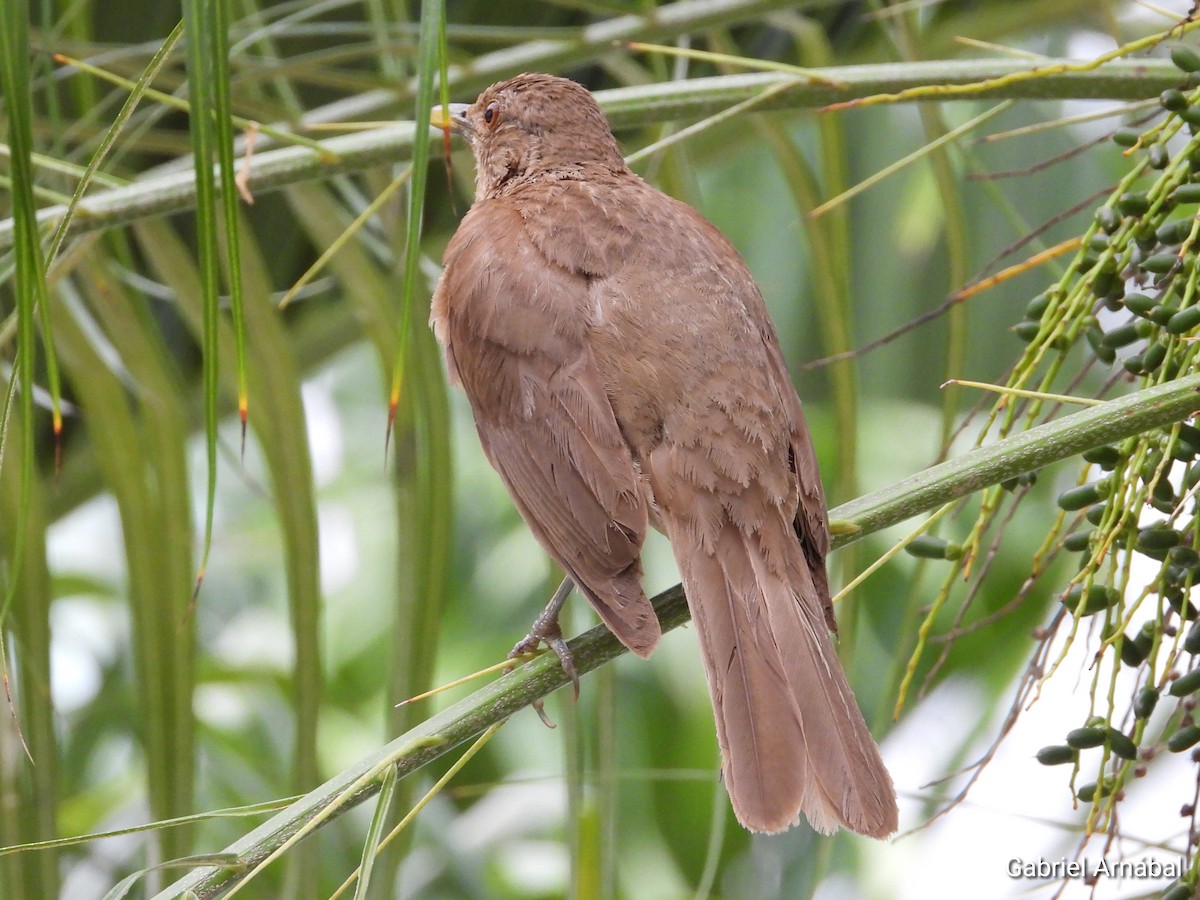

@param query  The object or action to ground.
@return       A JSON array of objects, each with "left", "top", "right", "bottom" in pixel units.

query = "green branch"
[
  {"left": 833, "top": 373, "right": 1200, "bottom": 540},
  {"left": 150, "top": 372, "right": 1200, "bottom": 899},
  {"left": 1, "top": 58, "right": 1184, "bottom": 253}
]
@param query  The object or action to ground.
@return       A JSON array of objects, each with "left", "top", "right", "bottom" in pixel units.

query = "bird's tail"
[{"left": 664, "top": 514, "right": 898, "bottom": 836}]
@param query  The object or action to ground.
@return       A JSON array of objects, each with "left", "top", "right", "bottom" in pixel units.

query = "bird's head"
[{"left": 432, "top": 73, "right": 626, "bottom": 198}]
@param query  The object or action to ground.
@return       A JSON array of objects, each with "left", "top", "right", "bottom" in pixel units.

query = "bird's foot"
[
  {"left": 505, "top": 579, "right": 580, "bottom": 727},
  {"left": 509, "top": 614, "right": 579, "bottom": 698}
]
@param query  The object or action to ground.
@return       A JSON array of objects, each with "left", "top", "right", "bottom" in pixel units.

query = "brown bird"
[{"left": 430, "top": 73, "right": 897, "bottom": 837}]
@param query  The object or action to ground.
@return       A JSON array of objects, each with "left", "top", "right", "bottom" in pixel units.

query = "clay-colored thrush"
[{"left": 430, "top": 73, "right": 897, "bottom": 837}]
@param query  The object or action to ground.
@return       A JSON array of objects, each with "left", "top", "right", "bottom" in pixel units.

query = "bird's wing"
[{"left": 431, "top": 200, "right": 660, "bottom": 657}]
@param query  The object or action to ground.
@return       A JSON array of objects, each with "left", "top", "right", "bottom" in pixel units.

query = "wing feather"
[{"left": 432, "top": 200, "right": 660, "bottom": 656}]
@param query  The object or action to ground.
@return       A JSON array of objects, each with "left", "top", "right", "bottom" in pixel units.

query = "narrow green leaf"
[
  {"left": 102, "top": 855, "right": 244, "bottom": 900},
  {"left": 0, "top": 373, "right": 14, "bottom": 493},
  {"left": 226, "top": 221, "right": 323, "bottom": 897},
  {"left": 45, "top": 24, "right": 184, "bottom": 268},
  {"left": 0, "top": 421, "right": 57, "bottom": 899},
  {"left": 0, "top": 796, "right": 296, "bottom": 857},
  {"left": 55, "top": 264, "right": 196, "bottom": 863},
  {"left": 0, "top": 18, "right": 59, "bottom": 898},
  {"left": 48, "top": 51, "right": 333, "bottom": 157},
  {"left": 0, "top": 0, "right": 47, "bottom": 618},
  {"left": 352, "top": 766, "right": 397, "bottom": 900},
  {"left": 206, "top": 0, "right": 249, "bottom": 451},
  {"left": 182, "top": 0, "right": 223, "bottom": 594},
  {"left": 32, "top": 24, "right": 187, "bottom": 480},
  {"left": 385, "top": 0, "right": 443, "bottom": 433}
]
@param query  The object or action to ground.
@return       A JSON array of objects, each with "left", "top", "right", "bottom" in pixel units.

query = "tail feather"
[{"left": 668, "top": 516, "right": 897, "bottom": 836}]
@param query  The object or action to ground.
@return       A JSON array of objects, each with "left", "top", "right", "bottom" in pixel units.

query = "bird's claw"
[
  {"left": 502, "top": 578, "right": 579, "bottom": 727},
  {"left": 509, "top": 616, "right": 580, "bottom": 700}
]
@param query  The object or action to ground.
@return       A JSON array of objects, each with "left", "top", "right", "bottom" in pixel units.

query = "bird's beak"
[{"left": 430, "top": 103, "right": 473, "bottom": 138}]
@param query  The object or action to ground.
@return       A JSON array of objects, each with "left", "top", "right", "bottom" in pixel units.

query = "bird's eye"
[{"left": 483, "top": 101, "right": 500, "bottom": 127}]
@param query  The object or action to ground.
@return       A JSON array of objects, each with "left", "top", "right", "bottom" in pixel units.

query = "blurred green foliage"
[{"left": 1, "top": 0, "right": 1193, "bottom": 897}]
